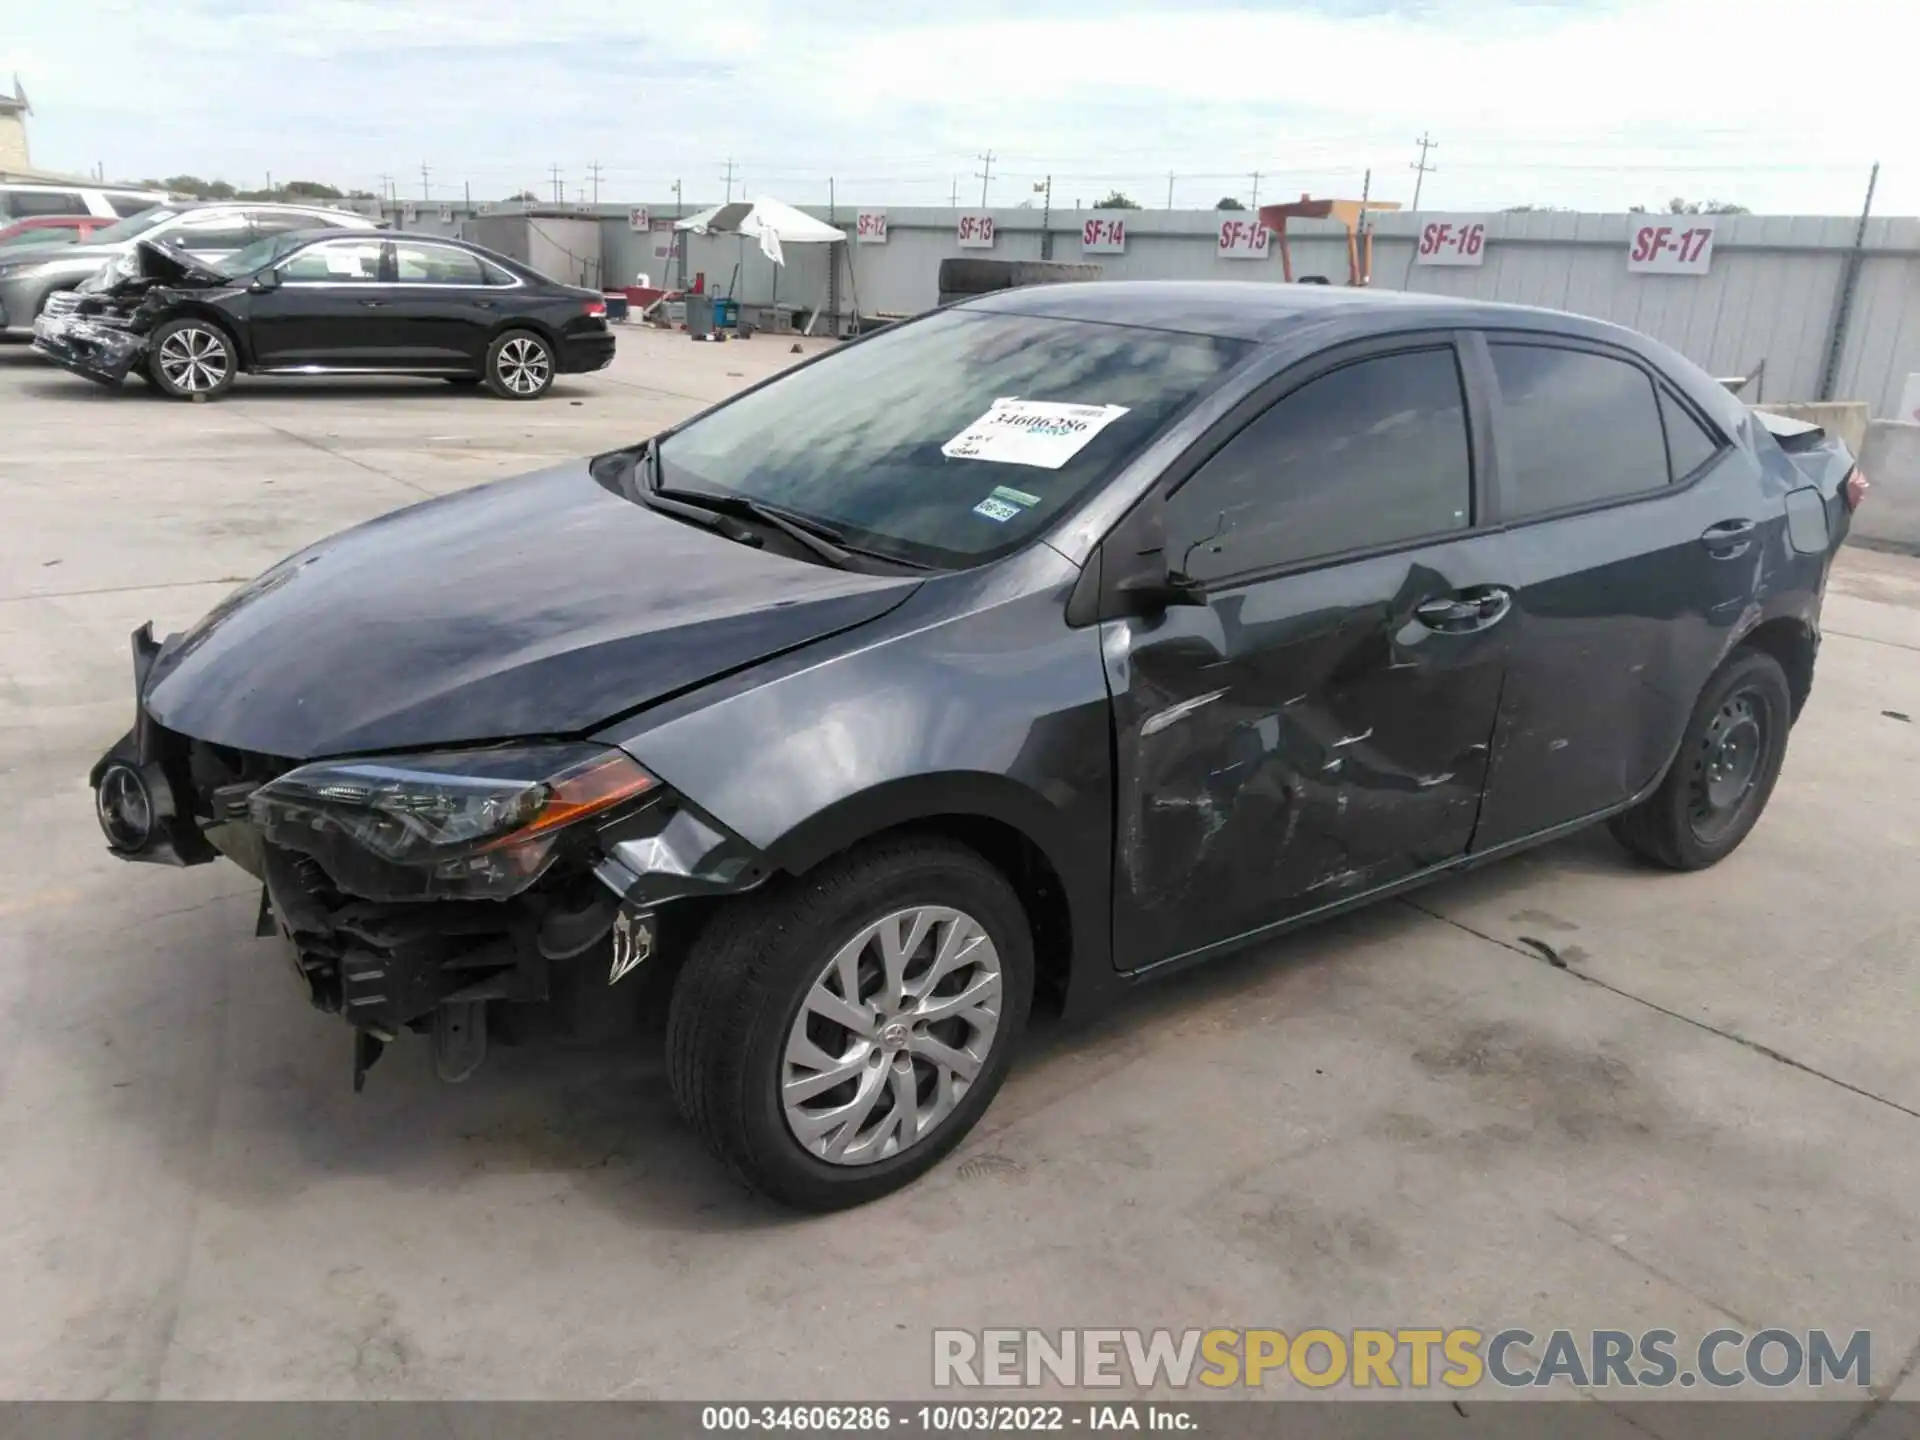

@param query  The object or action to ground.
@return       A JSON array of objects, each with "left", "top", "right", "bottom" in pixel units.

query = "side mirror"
[
  {"left": 1115, "top": 566, "right": 1205, "bottom": 617},
  {"left": 248, "top": 268, "right": 281, "bottom": 293}
]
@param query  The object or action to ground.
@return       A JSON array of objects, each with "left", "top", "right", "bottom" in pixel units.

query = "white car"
[{"left": 0, "top": 181, "right": 171, "bottom": 222}]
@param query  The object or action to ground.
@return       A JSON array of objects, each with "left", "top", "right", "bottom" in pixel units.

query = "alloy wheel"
[
  {"left": 1687, "top": 688, "right": 1770, "bottom": 843},
  {"left": 156, "top": 327, "right": 230, "bottom": 393},
  {"left": 782, "top": 906, "right": 1004, "bottom": 1166},
  {"left": 495, "top": 337, "right": 551, "bottom": 395}
]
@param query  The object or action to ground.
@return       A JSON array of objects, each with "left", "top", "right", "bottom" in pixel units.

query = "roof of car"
[{"left": 963, "top": 280, "right": 1633, "bottom": 348}]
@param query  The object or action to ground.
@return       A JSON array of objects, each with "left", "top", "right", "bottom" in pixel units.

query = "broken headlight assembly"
[{"left": 247, "top": 743, "right": 660, "bottom": 901}]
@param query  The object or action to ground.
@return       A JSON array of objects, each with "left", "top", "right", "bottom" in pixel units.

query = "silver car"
[{"left": 0, "top": 201, "right": 380, "bottom": 339}]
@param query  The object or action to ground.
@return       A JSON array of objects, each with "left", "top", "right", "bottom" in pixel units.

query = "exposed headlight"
[{"left": 249, "top": 743, "right": 660, "bottom": 900}]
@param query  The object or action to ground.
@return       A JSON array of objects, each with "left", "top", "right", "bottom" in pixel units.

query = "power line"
[
  {"left": 975, "top": 150, "right": 996, "bottom": 208},
  {"left": 1411, "top": 131, "right": 1438, "bottom": 211}
]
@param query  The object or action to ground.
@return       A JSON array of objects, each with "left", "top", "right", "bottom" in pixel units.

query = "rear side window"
[
  {"left": 1165, "top": 347, "right": 1473, "bottom": 583},
  {"left": 7, "top": 190, "right": 89, "bottom": 218},
  {"left": 1490, "top": 343, "right": 1669, "bottom": 517},
  {"left": 394, "top": 242, "right": 489, "bottom": 285},
  {"left": 105, "top": 193, "right": 159, "bottom": 217},
  {"left": 168, "top": 211, "right": 253, "bottom": 252},
  {"left": 1660, "top": 388, "right": 1723, "bottom": 480}
]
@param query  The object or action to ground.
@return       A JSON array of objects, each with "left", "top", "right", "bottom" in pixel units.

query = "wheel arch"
[
  {"left": 759, "top": 773, "right": 1100, "bottom": 1016},
  {"left": 1733, "top": 614, "right": 1817, "bottom": 719}
]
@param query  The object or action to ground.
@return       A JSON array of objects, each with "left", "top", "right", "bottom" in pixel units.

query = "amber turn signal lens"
[{"left": 478, "top": 751, "right": 657, "bottom": 851}]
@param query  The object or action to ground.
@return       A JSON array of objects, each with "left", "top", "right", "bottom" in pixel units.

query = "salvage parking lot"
[{"left": 2, "top": 332, "right": 1918, "bottom": 1418}]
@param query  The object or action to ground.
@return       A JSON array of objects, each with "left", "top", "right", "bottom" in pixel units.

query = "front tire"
[
  {"left": 147, "top": 318, "right": 235, "bottom": 399},
  {"left": 1608, "top": 648, "right": 1793, "bottom": 871},
  {"left": 483, "top": 329, "right": 555, "bottom": 399},
  {"left": 667, "top": 838, "right": 1034, "bottom": 1210}
]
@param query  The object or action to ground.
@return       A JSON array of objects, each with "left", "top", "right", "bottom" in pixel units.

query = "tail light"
[
  {"left": 1844, "top": 467, "right": 1870, "bottom": 512},
  {"left": 582, "top": 299, "right": 607, "bottom": 320}
]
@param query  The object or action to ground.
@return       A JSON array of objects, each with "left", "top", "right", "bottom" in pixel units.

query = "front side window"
[
  {"left": 653, "top": 309, "right": 1251, "bottom": 569},
  {"left": 1164, "top": 347, "right": 1474, "bottom": 584},
  {"left": 393, "top": 242, "right": 488, "bottom": 285},
  {"left": 105, "top": 193, "right": 161, "bottom": 218},
  {"left": 279, "top": 238, "right": 385, "bottom": 282},
  {"left": 1490, "top": 343, "right": 1670, "bottom": 517}
]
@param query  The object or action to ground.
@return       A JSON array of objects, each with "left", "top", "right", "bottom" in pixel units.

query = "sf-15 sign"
[
  {"left": 1629, "top": 218, "right": 1716, "bottom": 275},
  {"left": 1216, "top": 218, "right": 1271, "bottom": 259},
  {"left": 1416, "top": 218, "right": 1487, "bottom": 267}
]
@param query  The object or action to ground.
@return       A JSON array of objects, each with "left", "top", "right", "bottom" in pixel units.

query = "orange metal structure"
[{"left": 1257, "top": 194, "right": 1402, "bottom": 285}]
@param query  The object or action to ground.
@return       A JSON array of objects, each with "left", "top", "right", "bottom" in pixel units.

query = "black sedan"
[
  {"left": 86, "top": 283, "right": 1865, "bottom": 1208},
  {"left": 32, "top": 229, "right": 614, "bottom": 399}
]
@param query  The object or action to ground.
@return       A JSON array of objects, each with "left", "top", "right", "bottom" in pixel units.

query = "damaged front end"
[
  {"left": 91, "top": 626, "right": 770, "bottom": 1090},
  {"left": 31, "top": 240, "right": 227, "bottom": 386}
]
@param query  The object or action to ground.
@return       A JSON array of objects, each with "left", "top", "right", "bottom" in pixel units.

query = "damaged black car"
[
  {"left": 34, "top": 229, "right": 614, "bottom": 399},
  {"left": 89, "top": 283, "right": 1866, "bottom": 1209}
]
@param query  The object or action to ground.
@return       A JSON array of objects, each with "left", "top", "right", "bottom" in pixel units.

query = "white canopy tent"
[{"left": 674, "top": 196, "right": 851, "bottom": 332}]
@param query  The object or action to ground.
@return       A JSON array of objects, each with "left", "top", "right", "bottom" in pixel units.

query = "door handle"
[
  {"left": 1415, "top": 586, "right": 1513, "bottom": 632},
  {"left": 359, "top": 298, "right": 390, "bottom": 308},
  {"left": 1700, "top": 518, "right": 1757, "bottom": 558}
]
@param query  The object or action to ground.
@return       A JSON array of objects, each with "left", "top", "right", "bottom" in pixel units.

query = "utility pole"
[
  {"left": 265, "top": 170, "right": 274, "bottom": 198},
  {"left": 1356, "top": 167, "right": 1372, "bottom": 285},
  {"left": 464, "top": 179, "right": 471, "bottom": 207},
  {"left": 721, "top": 157, "right": 738, "bottom": 203},
  {"left": 1035, "top": 177, "right": 1052, "bottom": 258},
  {"left": 672, "top": 178, "right": 683, "bottom": 218},
  {"left": 950, "top": 176, "right": 959, "bottom": 208},
  {"left": 1249, "top": 170, "right": 1261, "bottom": 210},
  {"left": 1410, "top": 132, "right": 1438, "bottom": 212},
  {"left": 549, "top": 163, "right": 564, "bottom": 204},
  {"left": 377, "top": 173, "right": 392, "bottom": 206},
  {"left": 1166, "top": 171, "right": 1175, "bottom": 210},
  {"left": 588, "top": 161, "right": 603, "bottom": 204},
  {"left": 419, "top": 162, "right": 430, "bottom": 200},
  {"left": 975, "top": 150, "right": 996, "bottom": 208},
  {"left": 1817, "top": 161, "right": 1881, "bottom": 401}
]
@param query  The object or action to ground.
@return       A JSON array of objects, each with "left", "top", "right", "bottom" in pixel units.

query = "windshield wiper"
[{"left": 637, "top": 439, "right": 853, "bottom": 568}]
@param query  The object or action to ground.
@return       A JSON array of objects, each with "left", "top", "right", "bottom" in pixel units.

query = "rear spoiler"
[{"left": 1751, "top": 408, "right": 1829, "bottom": 453}]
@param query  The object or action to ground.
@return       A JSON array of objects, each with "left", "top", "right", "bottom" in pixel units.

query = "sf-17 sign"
[{"left": 1628, "top": 218, "right": 1716, "bottom": 275}]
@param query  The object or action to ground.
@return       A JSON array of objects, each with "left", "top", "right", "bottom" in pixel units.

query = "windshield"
[
  {"left": 85, "top": 207, "right": 183, "bottom": 245},
  {"left": 655, "top": 308, "right": 1251, "bottom": 569},
  {"left": 212, "top": 230, "right": 325, "bottom": 278}
]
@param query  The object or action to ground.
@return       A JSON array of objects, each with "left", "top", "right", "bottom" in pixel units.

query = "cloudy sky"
[{"left": 4, "top": 0, "right": 1909, "bottom": 216}]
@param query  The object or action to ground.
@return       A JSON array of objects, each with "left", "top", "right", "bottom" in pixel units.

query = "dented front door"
[{"left": 1105, "top": 534, "right": 1514, "bottom": 973}]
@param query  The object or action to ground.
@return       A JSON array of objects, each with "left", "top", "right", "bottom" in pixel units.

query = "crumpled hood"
[{"left": 142, "top": 463, "right": 921, "bottom": 758}]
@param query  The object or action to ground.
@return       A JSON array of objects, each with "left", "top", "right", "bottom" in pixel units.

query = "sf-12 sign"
[
  {"left": 856, "top": 212, "right": 888, "bottom": 244},
  {"left": 1082, "top": 215, "right": 1127, "bottom": 255},
  {"left": 628, "top": 208, "right": 650, "bottom": 233},
  {"left": 1416, "top": 218, "right": 1487, "bottom": 267},
  {"left": 1629, "top": 218, "right": 1716, "bottom": 275},
  {"left": 1217, "top": 217, "right": 1271, "bottom": 259},
  {"left": 957, "top": 214, "right": 996, "bottom": 249}
]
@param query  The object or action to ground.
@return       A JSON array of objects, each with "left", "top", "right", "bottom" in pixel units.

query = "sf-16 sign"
[
  {"left": 1629, "top": 218, "right": 1716, "bottom": 275},
  {"left": 1416, "top": 218, "right": 1487, "bottom": 267}
]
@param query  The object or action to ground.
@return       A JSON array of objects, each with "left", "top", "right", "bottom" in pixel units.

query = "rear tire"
[
  {"left": 483, "top": 329, "right": 555, "bottom": 399},
  {"left": 1608, "top": 648, "right": 1793, "bottom": 871},
  {"left": 147, "top": 317, "right": 235, "bottom": 400},
  {"left": 667, "top": 838, "right": 1034, "bottom": 1210}
]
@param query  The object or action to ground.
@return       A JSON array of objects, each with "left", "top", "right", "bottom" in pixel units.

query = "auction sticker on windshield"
[{"left": 942, "top": 399, "right": 1131, "bottom": 470}]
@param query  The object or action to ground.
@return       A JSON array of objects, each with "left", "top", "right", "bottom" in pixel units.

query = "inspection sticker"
[
  {"left": 972, "top": 496, "right": 1023, "bottom": 522},
  {"left": 942, "top": 399, "right": 1130, "bottom": 470}
]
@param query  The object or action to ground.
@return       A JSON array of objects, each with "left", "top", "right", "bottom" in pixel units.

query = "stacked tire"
[{"left": 936, "top": 258, "right": 1103, "bottom": 308}]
